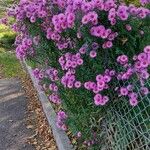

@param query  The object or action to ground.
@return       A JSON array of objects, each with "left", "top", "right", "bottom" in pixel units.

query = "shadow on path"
[{"left": 0, "top": 78, "right": 34, "bottom": 150}]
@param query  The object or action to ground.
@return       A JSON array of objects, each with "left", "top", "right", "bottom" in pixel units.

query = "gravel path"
[{"left": 0, "top": 78, "right": 34, "bottom": 150}]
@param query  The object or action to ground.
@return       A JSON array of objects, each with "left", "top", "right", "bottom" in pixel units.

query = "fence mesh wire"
[{"left": 98, "top": 78, "right": 150, "bottom": 150}]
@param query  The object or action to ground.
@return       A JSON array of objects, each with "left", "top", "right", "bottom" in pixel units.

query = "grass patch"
[
  {"left": 0, "top": 50, "right": 25, "bottom": 78},
  {"left": 0, "top": 24, "right": 15, "bottom": 36},
  {"left": 0, "top": 23, "right": 23, "bottom": 78},
  {"left": 124, "top": 0, "right": 140, "bottom": 6},
  {"left": 0, "top": 25, "right": 16, "bottom": 50}
]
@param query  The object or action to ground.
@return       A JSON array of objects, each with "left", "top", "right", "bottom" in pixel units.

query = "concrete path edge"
[{"left": 21, "top": 60, "right": 73, "bottom": 150}]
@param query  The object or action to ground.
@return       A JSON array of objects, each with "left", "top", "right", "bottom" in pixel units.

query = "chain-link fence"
[{"left": 98, "top": 78, "right": 150, "bottom": 150}]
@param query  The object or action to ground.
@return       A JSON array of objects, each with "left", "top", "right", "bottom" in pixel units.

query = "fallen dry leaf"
[
  {"left": 21, "top": 74, "right": 57, "bottom": 150},
  {"left": 26, "top": 125, "right": 34, "bottom": 129}
]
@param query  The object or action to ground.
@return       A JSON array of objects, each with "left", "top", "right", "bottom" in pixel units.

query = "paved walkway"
[{"left": 0, "top": 78, "right": 34, "bottom": 150}]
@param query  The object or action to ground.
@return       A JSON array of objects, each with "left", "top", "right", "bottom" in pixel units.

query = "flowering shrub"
[{"left": 3, "top": 0, "right": 150, "bottom": 148}]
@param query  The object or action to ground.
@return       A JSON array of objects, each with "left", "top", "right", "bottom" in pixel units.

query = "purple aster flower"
[
  {"left": 129, "top": 98, "right": 138, "bottom": 106},
  {"left": 120, "top": 87, "right": 129, "bottom": 96},
  {"left": 90, "top": 50, "right": 97, "bottom": 58},
  {"left": 140, "top": 87, "right": 149, "bottom": 95},
  {"left": 74, "top": 81, "right": 82, "bottom": 88}
]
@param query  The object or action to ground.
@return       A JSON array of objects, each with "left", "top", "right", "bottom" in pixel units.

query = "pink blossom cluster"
[
  {"left": 49, "top": 93, "right": 61, "bottom": 105},
  {"left": 8, "top": 0, "right": 47, "bottom": 23},
  {"left": 32, "top": 68, "right": 44, "bottom": 80},
  {"left": 108, "top": 4, "right": 150, "bottom": 24},
  {"left": 84, "top": 69, "right": 116, "bottom": 105},
  {"left": 55, "top": 38, "right": 73, "bottom": 50},
  {"left": 90, "top": 25, "right": 111, "bottom": 39},
  {"left": 117, "top": 5, "right": 129, "bottom": 21},
  {"left": 48, "top": 83, "right": 61, "bottom": 104},
  {"left": 33, "top": 67, "right": 60, "bottom": 83},
  {"left": 56, "top": 111, "right": 68, "bottom": 131},
  {"left": 11, "top": 23, "right": 26, "bottom": 33},
  {"left": 45, "top": 11, "right": 76, "bottom": 50},
  {"left": 116, "top": 46, "right": 150, "bottom": 106},
  {"left": 79, "top": 43, "right": 99, "bottom": 56},
  {"left": 49, "top": 83, "right": 58, "bottom": 92},
  {"left": 81, "top": 11, "right": 98, "bottom": 25},
  {"left": 128, "top": 5, "right": 150, "bottom": 19},
  {"left": 90, "top": 26, "right": 118, "bottom": 49},
  {"left": 49, "top": 83, "right": 61, "bottom": 105},
  {"left": 117, "top": 46, "right": 150, "bottom": 83},
  {"left": 15, "top": 37, "right": 34, "bottom": 60},
  {"left": 14, "top": 27, "right": 39, "bottom": 59},
  {"left": 108, "top": 8, "right": 116, "bottom": 25},
  {"left": 7, "top": 0, "right": 150, "bottom": 54},
  {"left": 45, "top": 68, "right": 59, "bottom": 81},
  {"left": 84, "top": 70, "right": 115, "bottom": 92},
  {"left": 52, "top": 13, "right": 75, "bottom": 33},
  {"left": 37, "top": 68, "right": 61, "bottom": 105},
  {"left": 117, "top": 67, "right": 133, "bottom": 80},
  {"left": 46, "top": 28, "right": 61, "bottom": 41},
  {"left": 46, "top": 28, "right": 75, "bottom": 50},
  {"left": 119, "top": 85, "right": 149, "bottom": 106},
  {"left": 52, "top": 0, "right": 67, "bottom": 8},
  {"left": 117, "top": 55, "right": 134, "bottom": 81},
  {"left": 33, "top": 67, "right": 62, "bottom": 105},
  {"left": 61, "top": 70, "right": 82, "bottom": 89},
  {"left": 134, "top": 46, "right": 150, "bottom": 82},
  {"left": 59, "top": 52, "right": 83, "bottom": 70},
  {"left": 94, "top": 94, "right": 109, "bottom": 106},
  {"left": 121, "top": 88, "right": 139, "bottom": 106}
]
